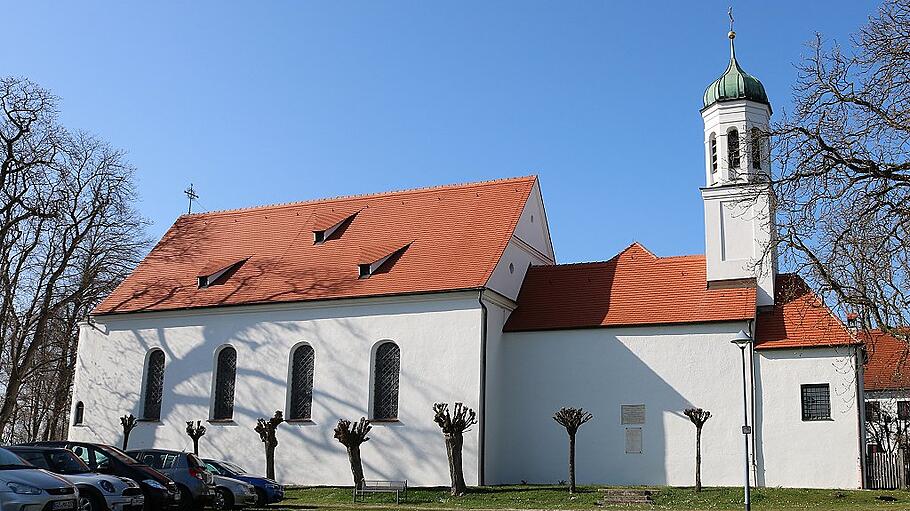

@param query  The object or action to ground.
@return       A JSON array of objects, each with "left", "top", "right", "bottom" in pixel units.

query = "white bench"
[{"left": 353, "top": 479, "right": 408, "bottom": 504}]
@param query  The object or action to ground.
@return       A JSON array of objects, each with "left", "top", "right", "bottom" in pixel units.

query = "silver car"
[
  {"left": 9, "top": 445, "right": 144, "bottom": 511},
  {"left": 0, "top": 447, "right": 79, "bottom": 511},
  {"left": 211, "top": 474, "right": 257, "bottom": 510}
]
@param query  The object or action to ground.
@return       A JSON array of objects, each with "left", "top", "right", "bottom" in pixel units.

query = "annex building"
[{"left": 70, "top": 32, "right": 865, "bottom": 489}]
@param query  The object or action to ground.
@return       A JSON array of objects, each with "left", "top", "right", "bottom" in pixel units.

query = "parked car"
[
  {"left": 209, "top": 473, "right": 257, "bottom": 510},
  {"left": 203, "top": 458, "right": 285, "bottom": 506},
  {"left": 126, "top": 449, "right": 215, "bottom": 510},
  {"left": 25, "top": 441, "right": 181, "bottom": 510},
  {"left": 8, "top": 445, "right": 144, "bottom": 511},
  {"left": 0, "top": 446, "right": 79, "bottom": 511}
]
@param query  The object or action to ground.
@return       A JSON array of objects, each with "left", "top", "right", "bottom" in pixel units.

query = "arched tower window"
[
  {"left": 288, "top": 344, "right": 315, "bottom": 421},
  {"left": 73, "top": 401, "right": 85, "bottom": 425},
  {"left": 727, "top": 128, "right": 741, "bottom": 179},
  {"left": 710, "top": 134, "right": 718, "bottom": 174},
  {"left": 751, "top": 127, "right": 763, "bottom": 170},
  {"left": 212, "top": 346, "right": 237, "bottom": 420},
  {"left": 142, "top": 349, "right": 165, "bottom": 421},
  {"left": 372, "top": 342, "right": 400, "bottom": 420}
]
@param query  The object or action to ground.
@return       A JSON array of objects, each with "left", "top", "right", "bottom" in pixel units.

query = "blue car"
[{"left": 202, "top": 459, "right": 284, "bottom": 506}]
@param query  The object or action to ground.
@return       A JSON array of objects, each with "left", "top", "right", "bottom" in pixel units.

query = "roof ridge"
[
  {"left": 180, "top": 175, "right": 538, "bottom": 219},
  {"left": 532, "top": 252, "right": 706, "bottom": 269}
]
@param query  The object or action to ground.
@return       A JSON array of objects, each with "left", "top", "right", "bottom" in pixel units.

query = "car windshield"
[
  {"left": 97, "top": 445, "right": 141, "bottom": 465},
  {"left": 0, "top": 448, "right": 30, "bottom": 469},
  {"left": 221, "top": 461, "right": 246, "bottom": 474},
  {"left": 48, "top": 450, "right": 92, "bottom": 474}
]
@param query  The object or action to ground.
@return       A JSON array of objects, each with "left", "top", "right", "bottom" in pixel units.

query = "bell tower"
[{"left": 700, "top": 21, "right": 776, "bottom": 306}]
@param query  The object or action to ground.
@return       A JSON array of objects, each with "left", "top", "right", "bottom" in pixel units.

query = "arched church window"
[
  {"left": 288, "top": 344, "right": 315, "bottom": 421},
  {"left": 143, "top": 348, "right": 165, "bottom": 421},
  {"left": 212, "top": 346, "right": 237, "bottom": 420},
  {"left": 73, "top": 401, "right": 85, "bottom": 425},
  {"left": 372, "top": 342, "right": 400, "bottom": 420},
  {"left": 710, "top": 135, "right": 718, "bottom": 174},
  {"left": 751, "top": 127, "right": 763, "bottom": 170},
  {"left": 727, "top": 128, "right": 741, "bottom": 178}
]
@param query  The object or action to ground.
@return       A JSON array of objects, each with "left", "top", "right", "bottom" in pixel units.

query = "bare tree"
[
  {"left": 683, "top": 408, "right": 712, "bottom": 492},
  {"left": 120, "top": 414, "right": 137, "bottom": 450},
  {"left": 432, "top": 402, "right": 477, "bottom": 496},
  {"left": 767, "top": 0, "right": 910, "bottom": 359},
  {"left": 0, "top": 76, "right": 147, "bottom": 441},
  {"left": 553, "top": 407, "right": 593, "bottom": 493},
  {"left": 186, "top": 420, "right": 206, "bottom": 456},
  {"left": 333, "top": 418, "right": 371, "bottom": 489},
  {"left": 254, "top": 411, "right": 284, "bottom": 480}
]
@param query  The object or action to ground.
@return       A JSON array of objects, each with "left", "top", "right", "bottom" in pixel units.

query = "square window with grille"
[
  {"left": 801, "top": 384, "right": 831, "bottom": 421},
  {"left": 899, "top": 401, "right": 910, "bottom": 421},
  {"left": 866, "top": 401, "right": 882, "bottom": 422}
]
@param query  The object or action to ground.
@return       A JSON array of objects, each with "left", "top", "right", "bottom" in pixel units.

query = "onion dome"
[{"left": 703, "top": 30, "right": 771, "bottom": 112}]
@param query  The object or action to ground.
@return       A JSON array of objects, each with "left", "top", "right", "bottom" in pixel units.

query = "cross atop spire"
[{"left": 728, "top": 7, "right": 736, "bottom": 59}]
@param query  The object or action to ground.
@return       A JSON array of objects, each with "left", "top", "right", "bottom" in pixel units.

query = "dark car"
[
  {"left": 126, "top": 449, "right": 215, "bottom": 510},
  {"left": 203, "top": 459, "right": 285, "bottom": 506},
  {"left": 24, "top": 441, "right": 181, "bottom": 511}
]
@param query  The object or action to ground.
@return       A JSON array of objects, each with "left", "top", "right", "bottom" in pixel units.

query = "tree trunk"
[
  {"left": 695, "top": 426, "right": 702, "bottom": 492},
  {"left": 445, "top": 433, "right": 467, "bottom": 496},
  {"left": 346, "top": 445, "right": 365, "bottom": 489},
  {"left": 122, "top": 430, "right": 131, "bottom": 450},
  {"left": 265, "top": 443, "right": 276, "bottom": 480},
  {"left": 193, "top": 438, "right": 199, "bottom": 456},
  {"left": 568, "top": 432, "right": 576, "bottom": 493}
]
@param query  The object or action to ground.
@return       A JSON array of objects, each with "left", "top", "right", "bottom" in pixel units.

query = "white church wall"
[
  {"left": 754, "top": 346, "right": 863, "bottom": 489},
  {"left": 69, "top": 292, "right": 484, "bottom": 486},
  {"left": 489, "top": 322, "right": 754, "bottom": 487}
]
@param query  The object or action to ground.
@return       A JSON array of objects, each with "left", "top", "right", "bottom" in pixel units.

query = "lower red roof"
[
  {"left": 754, "top": 274, "right": 858, "bottom": 350},
  {"left": 864, "top": 330, "right": 910, "bottom": 391},
  {"left": 503, "top": 243, "right": 757, "bottom": 331}
]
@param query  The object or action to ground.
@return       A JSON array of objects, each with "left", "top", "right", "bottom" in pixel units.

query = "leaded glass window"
[
  {"left": 143, "top": 349, "right": 165, "bottom": 421},
  {"left": 73, "top": 402, "right": 85, "bottom": 425},
  {"left": 289, "top": 344, "right": 315, "bottom": 420},
  {"left": 801, "top": 383, "right": 831, "bottom": 421},
  {"left": 751, "top": 127, "right": 763, "bottom": 170},
  {"left": 728, "top": 128, "right": 741, "bottom": 178},
  {"left": 372, "top": 342, "right": 400, "bottom": 420},
  {"left": 213, "top": 346, "right": 237, "bottom": 420}
]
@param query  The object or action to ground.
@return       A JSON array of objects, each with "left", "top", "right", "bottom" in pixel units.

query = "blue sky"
[{"left": 1, "top": 1, "right": 877, "bottom": 263}]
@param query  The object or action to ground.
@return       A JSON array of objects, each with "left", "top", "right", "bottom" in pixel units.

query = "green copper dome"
[{"left": 703, "top": 33, "right": 771, "bottom": 112}]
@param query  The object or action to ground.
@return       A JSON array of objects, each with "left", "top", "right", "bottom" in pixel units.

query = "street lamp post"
[{"left": 731, "top": 330, "right": 753, "bottom": 511}]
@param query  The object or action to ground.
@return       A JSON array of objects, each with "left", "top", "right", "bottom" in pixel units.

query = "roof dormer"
[
  {"left": 312, "top": 209, "right": 361, "bottom": 245},
  {"left": 358, "top": 242, "right": 411, "bottom": 278},
  {"left": 197, "top": 258, "right": 248, "bottom": 289}
]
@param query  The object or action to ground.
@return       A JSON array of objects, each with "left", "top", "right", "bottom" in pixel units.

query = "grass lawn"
[{"left": 266, "top": 485, "right": 910, "bottom": 510}]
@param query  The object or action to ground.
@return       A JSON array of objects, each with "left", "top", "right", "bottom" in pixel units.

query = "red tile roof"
[
  {"left": 94, "top": 177, "right": 537, "bottom": 315},
  {"left": 863, "top": 330, "right": 910, "bottom": 391},
  {"left": 502, "top": 243, "right": 757, "bottom": 331},
  {"left": 754, "top": 274, "right": 858, "bottom": 350}
]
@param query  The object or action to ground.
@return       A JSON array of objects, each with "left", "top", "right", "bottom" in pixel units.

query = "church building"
[{"left": 70, "top": 31, "right": 865, "bottom": 489}]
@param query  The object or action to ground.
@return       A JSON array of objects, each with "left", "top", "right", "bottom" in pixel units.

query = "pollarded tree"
[
  {"left": 120, "top": 414, "right": 137, "bottom": 450},
  {"left": 683, "top": 408, "right": 712, "bottom": 492},
  {"left": 432, "top": 402, "right": 477, "bottom": 496},
  {"left": 333, "top": 418, "right": 371, "bottom": 489},
  {"left": 254, "top": 411, "right": 284, "bottom": 480},
  {"left": 186, "top": 420, "right": 206, "bottom": 456},
  {"left": 553, "top": 407, "right": 593, "bottom": 493}
]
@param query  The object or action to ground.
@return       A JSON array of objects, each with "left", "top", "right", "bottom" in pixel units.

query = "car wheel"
[
  {"left": 177, "top": 486, "right": 194, "bottom": 511},
  {"left": 213, "top": 488, "right": 234, "bottom": 510},
  {"left": 78, "top": 491, "right": 103, "bottom": 511},
  {"left": 254, "top": 488, "right": 267, "bottom": 506}
]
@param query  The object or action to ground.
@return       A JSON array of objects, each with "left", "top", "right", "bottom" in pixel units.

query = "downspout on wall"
[{"left": 478, "top": 290, "right": 488, "bottom": 486}]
